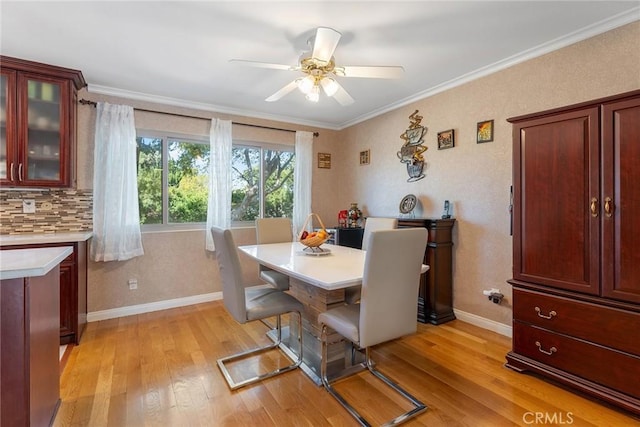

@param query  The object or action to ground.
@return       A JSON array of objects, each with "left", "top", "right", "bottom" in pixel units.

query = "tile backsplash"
[{"left": 0, "top": 189, "right": 92, "bottom": 234}]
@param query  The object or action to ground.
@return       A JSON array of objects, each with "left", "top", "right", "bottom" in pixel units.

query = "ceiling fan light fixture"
[
  {"left": 297, "top": 75, "right": 315, "bottom": 94},
  {"left": 305, "top": 85, "right": 320, "bottom": 102},
  {"left": 320, "top": 77, "right": 339, "bottom": 97}
]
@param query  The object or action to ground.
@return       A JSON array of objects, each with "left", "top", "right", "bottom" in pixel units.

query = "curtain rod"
[{"left": 78, "top": 99, "right": 319, "bottom": 137}]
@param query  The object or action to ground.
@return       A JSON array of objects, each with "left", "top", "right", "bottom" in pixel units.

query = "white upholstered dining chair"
[
  {"left": 211, "top": 226, "right": 303, "bottom": 390},
  {"left": 255, "top": 217, "right": 293, "bottom": 291},
  {"left": 318, "top": 227, "right": 428, "bottom": 426},
  {"left": 344, "top": 217, "right": 398, "bottom": 304}
]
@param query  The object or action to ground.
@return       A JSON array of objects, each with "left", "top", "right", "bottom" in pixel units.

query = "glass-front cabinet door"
[
  {"left": 1, "top": 56, "right": 84, "bottom": 188},
  {"left": 17, "top": 73, "right": 70, "bottom": 186},
  {"left": 0, "top": 69, "right": 16, "bottom": 183}
]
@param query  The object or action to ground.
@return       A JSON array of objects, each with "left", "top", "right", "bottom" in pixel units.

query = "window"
[
  {"left": 231, "top": 144, "right": 295, "bottom": 222},
  {"left": 136, "top": 132, "right": 294, "bottom": 228}
]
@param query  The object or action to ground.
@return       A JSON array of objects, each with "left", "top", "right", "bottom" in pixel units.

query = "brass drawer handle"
[
  {"left": 604, "top": 197, "right": 614, "bottom": 217},
  {"left": 535, "top": 306, "right": 557, "bottom": 320},
  {"left": 590, "top": 197, "right": 598, "bottom": 217},
  {"left": 535, "top": 341, "right": 557, "bottom": 356}
]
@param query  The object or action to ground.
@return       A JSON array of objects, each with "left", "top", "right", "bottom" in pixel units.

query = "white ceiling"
[{"left": 1, "top": 1, "right": 638, "bottom": 130}]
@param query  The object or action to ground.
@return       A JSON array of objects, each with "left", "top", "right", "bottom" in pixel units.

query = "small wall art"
[
  {"left": 359, "top": 149, "right": 370, "bottom": 165},
  {"left": 318, "top": 152, "right": 331, "bottom": 169},
  {"left": 477, "top": 119, "right": 494, "bottom": 143},
  {"left": 437, "top": 129, "right": 455, "bottom": 150},
  {"left": 397, "top": 110, "right": 427, "bottom": 182}
]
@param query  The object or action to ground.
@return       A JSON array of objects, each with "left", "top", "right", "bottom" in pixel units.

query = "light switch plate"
[{"left": 22, "top": 199, "right": 36, "bottom": 213}]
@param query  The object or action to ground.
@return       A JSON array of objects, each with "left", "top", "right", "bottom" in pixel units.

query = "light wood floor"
[{"left": 54, "top": 301, "right": 639, "bottom": 426}]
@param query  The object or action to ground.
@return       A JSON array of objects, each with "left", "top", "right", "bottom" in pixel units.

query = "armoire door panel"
[
  {"left": 514, "top": 108, "right": 600, "bottom": 295},
  {"left": 602, "top": 97, "right": 640, "bottom": 303}
]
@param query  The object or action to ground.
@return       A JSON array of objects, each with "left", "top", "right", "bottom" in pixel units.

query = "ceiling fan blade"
[
  {"left": 337, "top": 65, "right": 405, "bottom": 79},
  {"left": 230, "top": 59, "right": 298, "bottom": 71},
  {"left": 331, "top": 81, "right": 354, "bottom": 106},
  {"left": 311, "top": 27, "right": 341, "bottom": 64},
  {"left": 265, "top": 80, "right": 299, "bottom": 102}
]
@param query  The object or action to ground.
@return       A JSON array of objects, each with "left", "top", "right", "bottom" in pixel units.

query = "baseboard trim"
[
  {"left": 87, "top": 292, "right": 223, "bottom": 322},
  {"left": 453, "top": 309, "right": 512, "bottom": 338},
  {"left": 87, "top": 293, "right": 513, "bottom": 339}
]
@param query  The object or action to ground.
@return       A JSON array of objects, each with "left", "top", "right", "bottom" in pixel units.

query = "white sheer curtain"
[
  {"left": 205, "top": 118, "right": 233, "bottom": 251},
  {"left": 293, "top": 131, "right": 313, "bottom": 237},
  {"left": 91, "top": 102, "right": 144, "bottom": 262}
]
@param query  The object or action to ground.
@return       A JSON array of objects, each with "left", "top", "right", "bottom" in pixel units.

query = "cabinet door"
[
  {"left": 58, "top": 261, "right": 75, "bottom": 339},
  {"left": 16, "top": 72, "right": 71, "bottom": 186},
  {"left": 513, "top": 108, "right": 600, "bottom": 294},
  {"left": 0, "top": 69, "right": 16, "bottom": 184},
  {"left": 601, "top": 97, "right": 640, "bottom": 303}
]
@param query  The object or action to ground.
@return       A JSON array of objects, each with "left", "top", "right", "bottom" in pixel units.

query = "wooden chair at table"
[
  {"left": 318, "top": 227, "right": 428, "bottom": 426},
  {"left": 211, "top": 226, "right": 303, "bottom": 390},
  {"left": 255, "top": 217, "right": 294, "bottom": 291},
  {"left": 344, "top": 217, "right": 398, "bottom": 304}
]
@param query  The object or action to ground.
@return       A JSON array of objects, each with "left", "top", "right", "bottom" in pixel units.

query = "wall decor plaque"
[
  {"left": 318, "top": 152, "right": 331, "bottom": 168},
  {"left": 397, "top": 110, "right": 427, "bottom": 182}
]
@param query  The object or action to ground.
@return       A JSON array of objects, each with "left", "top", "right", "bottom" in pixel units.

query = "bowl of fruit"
[{"left": 299, "top": 213, "right": 329, "bottom": 250}]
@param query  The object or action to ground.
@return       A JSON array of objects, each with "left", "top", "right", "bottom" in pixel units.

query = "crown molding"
[
  {"left": 88, "top": 8, "right": 638, "bottom": 132},
  {"left": 87, "top": 84, "right": 341, "bottom": 130},
  {"left": 337, "top": 7, "right": 640, "bottom": 129}
]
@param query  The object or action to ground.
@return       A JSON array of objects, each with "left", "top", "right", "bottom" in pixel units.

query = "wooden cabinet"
[
  {"left": 506, "top": 90, "right": 640, "bottom": 415},
  {"left": 1, "top": 267, "right": 61, "bottom": 427},
  {"left": 1, "top": 240, "right": 88, "bottom": 345},
  {"left": 398, "top": 218, "right": 456, "bottom": 324},
  {"left": 0, "top": 56, "right": 85, "bottom": 187},
  {"left": 320, "top": 227, "right": 364, "bottom": 249}
]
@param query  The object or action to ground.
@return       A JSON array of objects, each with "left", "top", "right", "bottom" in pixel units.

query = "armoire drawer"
[
  {"left": 513, "top": 288, "right": 640, "bottom": 356},
  {"left": 513, "top": 322, "right": 640, "bottom": 399}
]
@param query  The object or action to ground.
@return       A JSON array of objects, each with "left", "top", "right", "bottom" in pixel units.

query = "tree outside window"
[{"left": 137, "top": 134, "right": 294, "bottom": 226}]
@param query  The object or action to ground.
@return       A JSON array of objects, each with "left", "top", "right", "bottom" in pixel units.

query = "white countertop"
[
  {"left": 0, "top": 246, "right": 73, "bottom": 280},
  {"left": 0, "top": 231, "right": 93, "bottom": 246}
]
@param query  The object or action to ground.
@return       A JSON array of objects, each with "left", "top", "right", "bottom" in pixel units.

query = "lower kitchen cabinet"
[{"left": 1, "top": 240, "right": 87, "bottom": 344}]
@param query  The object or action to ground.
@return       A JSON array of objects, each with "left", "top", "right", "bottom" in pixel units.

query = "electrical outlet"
[
  {"left": 22, "top": 199, "right": 36, "bottom": 213},
  {"left": 128, "top": 279, "right": 138, "bottom": 290}
]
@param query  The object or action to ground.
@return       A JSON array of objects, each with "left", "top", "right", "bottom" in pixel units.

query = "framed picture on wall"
[
  {"left": 437, "top": 129, "right": 455, "bottom": 150},
  {"left": 359, "top": 149, "right": 370, "bottom": 165},
  {"left": 477, "top": 120, "right": 494, "bottom": 143},
  {"left": 318, "top": 152, "right": 331, "bottom": 169}
]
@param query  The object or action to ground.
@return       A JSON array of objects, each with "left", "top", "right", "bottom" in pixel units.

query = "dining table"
[{"left": 238, "top": 241, "right": 428, "bottom": 385}]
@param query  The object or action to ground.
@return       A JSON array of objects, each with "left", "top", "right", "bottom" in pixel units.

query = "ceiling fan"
[{"left": 230, "top": 27, "right": 404, "bottom": 106}]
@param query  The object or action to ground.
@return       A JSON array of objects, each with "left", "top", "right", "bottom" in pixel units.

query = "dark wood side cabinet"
[
  {"left": 398, "top": 218, "right": 456, "bottom": 324},
  {"left": 1, "top": 241, "right": 88, "bottom": 345},
  {"left": 507, "top": 90, "right": 640, "bottom": 415},
  {"left": 1, "top": 267, "right": 61, "bottom": 427},
  {"left": 0, "top": 56, "right": 86, "bottom": 187}
]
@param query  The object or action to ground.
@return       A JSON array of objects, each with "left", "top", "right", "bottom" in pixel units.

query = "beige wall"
[
  {"left": 77, "top": 93, "right": 340, "bottom": 311},
  {"left": 81, "top": 22, "right": 640, "bottom": 327},
  {"left": 335, "top": 22, "right": 640, "bottom": 325}
]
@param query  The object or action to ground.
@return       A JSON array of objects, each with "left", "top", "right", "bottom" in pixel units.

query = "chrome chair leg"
[
  {"left": 217, "top": 312, "right": 303, "bottom": 390},
  {"left": 320, "top": 325, "right": 427, "bottom": 427}
]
